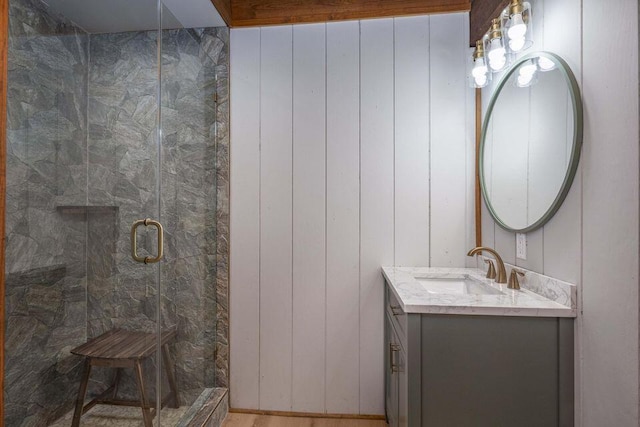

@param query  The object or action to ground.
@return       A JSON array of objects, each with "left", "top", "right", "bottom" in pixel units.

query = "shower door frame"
[{"left": 0, "top": 0, "right": 8, "bottom": 423}]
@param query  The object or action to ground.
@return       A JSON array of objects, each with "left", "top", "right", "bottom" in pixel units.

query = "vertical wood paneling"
[
  {"left": 325, "top": 20, "right": 361, "bottom": 414},
  {"left": 259, "top": 25, "right": 294, "bottom": 411},
  {"left": 429, "top": 13, "right": 468, "bottom": 267},
  {"left": 359, "top": 18, "right": 394, "bottom": 415},
  {"left": 494, "top": 226, "right": 516, "bottom": 265},
  {"left": 480, "top": 203, "right": 495, "bottom": 248},
  {"left": 516, "top": 227, "right": 543, "bottom": 271},
  {"left": 582, "top": 0, "right": 638, "bottom": 425},
  {"left": 528, "top": 0, "right": 544, "bottom": 52},
  {"left": 539, "top": 0, "right": 582, "bottom": 284},
  {"left": 394, "top": 16, "right": 430, "bottom": 267},
  {"left": 229, "top": 28, "right": 261, "bottom": 410},
  {"left": 539, "top": 3, "right": 584, "bottom": 416},
  {"left": 291, "top": 23, "right": 327, "bottom": 413},
  {"left": 231, "top": 15, "right": 473, "bottom": 415},
  {"left": 465, "top": 14, "right": 477, "bottom": 265},
  {"left": 466, "top": 85, "right": 478, "bottom": 266}
]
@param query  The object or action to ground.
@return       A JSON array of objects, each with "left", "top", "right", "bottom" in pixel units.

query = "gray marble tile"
[{"left": 4, "top": 0, "right": 89, "bottom": 425}]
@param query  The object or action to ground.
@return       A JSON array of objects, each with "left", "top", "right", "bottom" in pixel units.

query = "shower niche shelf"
[{"left": 56, "top": 205, "right": 119, "bottom": 215}]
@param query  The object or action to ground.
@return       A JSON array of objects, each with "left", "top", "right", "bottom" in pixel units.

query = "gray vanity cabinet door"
[{"left": 420, "top": 315, "right": 560, "bottom": 427}]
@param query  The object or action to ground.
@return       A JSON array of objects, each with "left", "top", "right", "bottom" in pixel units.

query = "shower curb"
[{"left": 176, "top": 387, "right": 229, "bottom": 427}]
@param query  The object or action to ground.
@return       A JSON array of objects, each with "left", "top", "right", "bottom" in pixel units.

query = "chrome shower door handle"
[{"left": 131, "top": 218, "right": 164, "bottom": 264}]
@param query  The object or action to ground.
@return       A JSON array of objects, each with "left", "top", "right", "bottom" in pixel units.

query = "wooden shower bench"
[{"left": 70, "top": 327, "right": 180, "bottom": 427}]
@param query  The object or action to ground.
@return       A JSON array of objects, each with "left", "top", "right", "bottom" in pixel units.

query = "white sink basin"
[{"left": 414, "top": 275, "right": 504, "bottom": 296}]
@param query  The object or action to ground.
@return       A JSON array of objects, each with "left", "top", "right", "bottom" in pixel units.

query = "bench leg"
[
  {"left": 162, "top": 344, "right": 180, "bottom": 408},
  {"left": 71, "top": 358, "right": 92, "bottom": 427},
  {"left": 134, "top": 360, "right": 153, "bottom": 427},
  {"left": 111, "top": 368, "right": 122, "bottom": 399}
]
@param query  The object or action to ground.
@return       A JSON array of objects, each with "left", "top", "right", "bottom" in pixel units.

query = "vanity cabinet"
[{"left": 384, "top": 285, "right": 574, "bottom": 427}]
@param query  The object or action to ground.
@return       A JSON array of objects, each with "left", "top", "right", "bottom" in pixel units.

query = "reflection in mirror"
[{"left": 481, "top": 52, "right": 582, "bottom": 232}]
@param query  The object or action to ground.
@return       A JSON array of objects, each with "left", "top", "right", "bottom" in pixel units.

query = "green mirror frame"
[{"left": 479, "top": 51, "right": 584, "bottom": 233}]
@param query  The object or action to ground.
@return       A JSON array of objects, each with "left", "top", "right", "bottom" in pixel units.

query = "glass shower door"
[
  {"left": 79, "top": 1, "right": 168, "bottom": 425},
  {"left": 157, "top": 0, "right": 221, "bottom": 417}
]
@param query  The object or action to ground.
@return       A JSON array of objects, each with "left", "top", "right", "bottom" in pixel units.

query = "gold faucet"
[{"left": 467, "top": 246, "right": 508, "bottom": 284}]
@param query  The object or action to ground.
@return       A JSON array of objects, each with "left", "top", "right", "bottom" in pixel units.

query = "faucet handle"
[
  {"left": 484, "top": 259, "right": 497, "bottom": 280},
  {"left": 508, "top": 269, "right": 525, "bottom": 290}
]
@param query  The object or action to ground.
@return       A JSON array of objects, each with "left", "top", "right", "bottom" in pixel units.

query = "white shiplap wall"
[
  {"left": 230, "top": 14, "right": 473, "bottom": 414},
  {"left": 480, "top": 0, "right": 640, "bottom": 424},
  {"left": 581, "top": 0, "right": 639, "bottom": 425}
]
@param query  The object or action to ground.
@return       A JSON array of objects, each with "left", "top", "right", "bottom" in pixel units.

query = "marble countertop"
[{"left": 382, "top": 267, "right": 576, "bottom": 318}]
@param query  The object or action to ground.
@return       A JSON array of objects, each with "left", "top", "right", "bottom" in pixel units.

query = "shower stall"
[{"left": 2, "top": 0, "right": 229, "bottom": 425}]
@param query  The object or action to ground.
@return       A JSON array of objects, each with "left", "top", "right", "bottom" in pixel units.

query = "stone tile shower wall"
[
  {"left": 85, "top": 29, "right": 166, "bottom": 403},
  {"left": 4, "top": 0, "right": 88, "bottom": 424},
  {"left": 4, "top": 0, "right": 230, "bottom": 423},
  {"left": 86, "top": 27, "right": 228, "bottom": 404}
]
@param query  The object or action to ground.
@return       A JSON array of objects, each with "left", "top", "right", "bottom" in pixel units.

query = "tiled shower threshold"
[
  {"left": 50, "top": 387, "right": 228, "bottom": 427},
  {"left": 178, "top": 387, "right": 229, "bottom": 427}
]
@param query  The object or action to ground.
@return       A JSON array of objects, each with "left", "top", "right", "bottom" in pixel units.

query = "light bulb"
[
  {"left": 519, "top": 63, "right": 537, "bottom": 77},
  {"left": 517, "top": 73, "right": 534, "bottom": 87},
  {"left": 474, "top": 74, "right": 488, "bottom": 87},
  {"left": 472, "top": 58, "right": 488, "bottom": 79},
  {"left": 509, "top": 36, "right": 525, "bottom": 52},
  {"left": 508, "top": 13, "right": 527, "bottom": 39},
  {"left": 516, "top": 62, "right": 537, "bottom": 87},
  {"left": 487, "top": 38, "right": 506, "bottom": 71},
  {"left": 489, "top": 55, "right": 506, "bottom": 71},
  {"left": 538, "top": 56, "right": 556, "bottom": 71}
]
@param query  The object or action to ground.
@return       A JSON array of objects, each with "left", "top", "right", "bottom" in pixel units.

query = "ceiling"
[
  {"left": 39, "top": 0, "right": 503, "bottom": 45},
  {"left": 40, "top": 0, "right": 226, "bottom": 33},
  {"left": 469, "top": 0, "right": 510, "bottom": 46},
  {"left": 215, "top": 0, "right": 509, "bottom": 48},
  {"left": 209, "top": 0, "right": 470, "bottom": 27}
]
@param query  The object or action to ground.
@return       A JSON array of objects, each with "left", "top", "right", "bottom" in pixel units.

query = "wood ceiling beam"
[
  {"left": 469, "top": 0, "right": 509, "bottom": 46},
  {"left": 228, "top": 0, "right": 470, "bottom": 27}
]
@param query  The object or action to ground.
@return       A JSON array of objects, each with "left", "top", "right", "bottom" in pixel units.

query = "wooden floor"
[{"left": 222, "top": 413, "right": 388, "bottom": 427}]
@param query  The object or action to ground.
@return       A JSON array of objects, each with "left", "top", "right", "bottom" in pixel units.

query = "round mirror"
[{"left": 480, "top": 51, "right": 583, "bottom": 232}]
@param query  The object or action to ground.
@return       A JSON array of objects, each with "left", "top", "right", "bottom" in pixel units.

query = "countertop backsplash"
[{"left": 477, "top": 256, "right": 577, "bottom": 310}]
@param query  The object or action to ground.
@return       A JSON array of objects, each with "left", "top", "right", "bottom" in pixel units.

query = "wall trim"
[{"left": 474, "top": 87, "right": 482, "bottom": 246}]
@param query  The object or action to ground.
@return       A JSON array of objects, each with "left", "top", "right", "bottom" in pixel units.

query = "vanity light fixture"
[
  {"left": 486, "top": 18, "right": 509, "bottom": 72},
  {"left": 470, "top": 39, "right": 492, "bottom": 88},
  {"left": 468, "top": 1, "right": 534, "bottom": 84},
  {"left": 503, "top": 0, "right": 533, "bottom": 53}
]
